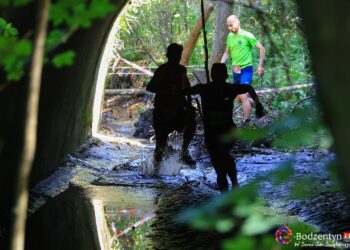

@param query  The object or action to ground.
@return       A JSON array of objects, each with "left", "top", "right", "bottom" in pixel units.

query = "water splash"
[{"left": 143, "top": 152, "right": 188, "bottom": 176}]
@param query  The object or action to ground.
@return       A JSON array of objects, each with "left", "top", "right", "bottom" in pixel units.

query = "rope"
[
  {"left": 115, "top": 56, "right": 315, "bottom": 94},
  {"left": 119, "top": 56, "right": 154, "bottom": 76},
  {"left": 256, "top": 83, "right": 315, "bottom": 94},
  {"left": 112, "top": 213, "right": 155, "bottom": 238}
]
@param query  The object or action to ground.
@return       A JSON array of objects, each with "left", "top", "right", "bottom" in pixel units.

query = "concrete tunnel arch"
[
  {"left": 0, "top": 0, "right": 133, "bottom": 244},
  {"left": 92, "top": 4, "right": 128, "bottom": 137},
  {"left": 31, "top": 0, "right": 129, "bottom": 185},
  {"left": 0, "top": 0, "right": 129, "bottom": 230}
]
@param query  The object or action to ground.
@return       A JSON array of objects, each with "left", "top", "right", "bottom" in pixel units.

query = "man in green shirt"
[{"left": 221, "top": 15, "right": 265, "bottom": 123}]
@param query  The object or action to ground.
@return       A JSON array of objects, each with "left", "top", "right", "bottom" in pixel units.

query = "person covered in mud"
[
  {"left": 146, "top": 43, "right": 197, "bottom": 169},
  {"left": 184, "top": 63, "right": 264, "bottom": 192}
]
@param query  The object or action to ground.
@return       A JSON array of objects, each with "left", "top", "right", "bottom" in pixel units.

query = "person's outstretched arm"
[{"left": 183, "top": 84, "right": 202, "bottom": 96}]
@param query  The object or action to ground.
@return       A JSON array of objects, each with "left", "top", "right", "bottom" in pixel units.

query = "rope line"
[
  {"left": 111, "top": 213, "right": 155, "bottom": 238},
  {"left": 119, "top": 56, "right": 154, "bottom": 76},
  {"left": 116, "top": 57, "right": 315, "bottom": 94},
  {"left": 256, "top": 83, "right": 315, "bottom": 94}
]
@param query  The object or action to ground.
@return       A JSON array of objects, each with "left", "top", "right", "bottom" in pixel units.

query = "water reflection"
[{"left": 26, "top": 185, "right": 156, "bottom": 250}]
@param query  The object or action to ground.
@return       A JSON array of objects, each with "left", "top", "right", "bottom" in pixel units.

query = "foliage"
[
  {"left": 0, "top": 0, "right": 115, "bottom": 83},
  {"left": 105, "top": 206, "right": 152, "bottom": 250},
  {"left": 52, "top": 50, "right": 76, "bottom": 68},
  {"left": 176, "top": 167, "right": 322, "bottom": 250},
  {"left": 112, "top": 0, "right": 215, "bottom": 66},
  {"left": 233, "top": 101, "right": 332, "bottom": 149},
  {"left": 233, "top": 0, "right": 312, "bottom": 111},
  {"left": 0, "top": 18, "right": 31, "bottom": 81},
  {"left": 176, "top": 103, "right": 340, "bottom": 249},
  {"left": 0, "top": 0, "right": 32, "bottom": 7},
  {"left": 112, "top": 0, "right": 312, "bottom": 112},
  {"left": 176, "top": 156, "right": 340, "bottom": 249}
]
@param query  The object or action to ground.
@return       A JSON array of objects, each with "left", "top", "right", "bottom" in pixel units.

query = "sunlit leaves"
[
  {"left": 0, "top": 36, "right": 32, "bottom": 81},
  {"left": 216, "top": 219, "right": 234, "bottom": 233},
  {"left": 0, "top": 18, "right": 18, "bottom": 37},
  {"left": 0, "top": 0, "right": 116, "bottom": 82},
  {"left": 50, "top": 0, "right": 115, "bottom": 28},
  {"left": 0, "top": 18, "right": 32, "bottom": 81},
  {"left": 46, "top": 29, "right": 66, "bottom": 50},
  {"left": 223, "top": 236, "right": 255, "bottom": 250},
  {"left": 52, "top": 50, "right": 76, "bottom": 68}
]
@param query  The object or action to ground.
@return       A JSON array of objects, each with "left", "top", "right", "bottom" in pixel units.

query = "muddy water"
[{"left": 26, "top": 113, "right": 350, "bottom": 250}]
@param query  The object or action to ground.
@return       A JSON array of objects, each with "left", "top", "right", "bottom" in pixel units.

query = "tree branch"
[{"left": 10, "top": 0, "right": 50, "bottom": 249}]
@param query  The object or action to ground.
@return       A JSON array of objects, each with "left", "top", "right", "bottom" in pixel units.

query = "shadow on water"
[{"left": 25, "top": 183, "right": 221, "bottom": 250}]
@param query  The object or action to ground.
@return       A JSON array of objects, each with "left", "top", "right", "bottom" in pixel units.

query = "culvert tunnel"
[
  {"left": 2, "top": 1, "right": 350, "bottom": 249},
  {"left": 0, "top": 0, "right": 128, "bottom": 247}
]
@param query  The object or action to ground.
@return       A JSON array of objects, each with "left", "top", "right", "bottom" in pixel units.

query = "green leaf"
[
  {"left": 233, "top": 199, "right": 265, "bottom": 218},
  {"left": 215, "top": 219, "right": 234, "bottom": 233},
  {"left": 46, "top": 29, "right": 66, "bottom": 50},
  {"left": 228, "top": 127, "right": 268, "bottom": 142},
  {"left": 8, "top": 27, "right": 18, "bottom": 36},
  {"left": 241, "top": 213, "right": 277, "bottom": 236},
  {"left": 52, "top": 50, "right": 76, "bottom": 68},
  {"left": 269, "top": 163, "right": 295, "bottom": 185},
  {"left": 291, "top": 177, "right": 319, "bottom": 199},
  {"left": 191, "top": 216, "right": 215, "bottom": 231},
  {"left": 222, "top": 236, "right": 255, "bottom": 250},
  {"left": 0, "top": 18, "right": 6, "bottom": 27}
]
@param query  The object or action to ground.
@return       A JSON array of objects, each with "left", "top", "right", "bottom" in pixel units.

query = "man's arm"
[
  {"left": 256, "top": 43, "right": 265, "bottom": 76},
  {"left": 221, "top": 46, "right": 230, "bottom": 63},
  {"left": 146, "top": 68, "right": 161, "bottom": 93},
  {"left": 183, "top": 85, "right": 201, "bottom": 96}
]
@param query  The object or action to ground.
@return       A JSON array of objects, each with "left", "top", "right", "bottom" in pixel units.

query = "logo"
[
  {"left": 275, "top": 225, "right": 293, "bottom": 244},
  {"left": 343, "top": 232, "right": 350, "bottom": 242}
]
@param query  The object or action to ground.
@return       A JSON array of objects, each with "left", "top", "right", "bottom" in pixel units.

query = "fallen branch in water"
[{"left": 105, "top": 88, "right": 150, "bottom": 96}]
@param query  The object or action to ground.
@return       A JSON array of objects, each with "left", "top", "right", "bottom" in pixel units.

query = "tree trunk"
[
  {"left": 157, "top": 11, "right": 168, "bottom": 53},
  {"left": 10, "top": 0, "right": 50, "bottom": 249},
  {"left": 183, "top": 0, "right": 189, "bottom": 34},
  {"left": 180, "top": 1, "right": 215, "bottom": 66},
  {"left": 209, "top": 0, "right": 234, "bottom": 69},
  {"left": 296, "top": 0, "right": 350, "bottom": 193}
]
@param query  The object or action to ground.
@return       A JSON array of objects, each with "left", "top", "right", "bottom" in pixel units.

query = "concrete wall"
[{"left": 0, "top": 0, "right": 127, "bottom": 246}]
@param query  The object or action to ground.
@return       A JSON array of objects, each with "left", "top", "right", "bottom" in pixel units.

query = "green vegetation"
[
  {"left": 1, "top": 1, "right": 340, "bottom": 250},
  {"left": 111, "top": 3, "right": 338, "bottom": 248},
  {"left": 110, "top": 0, "right": 312, "bottom": 111},
  {"left": 0, "top": 0, "right": 115, "bottom": 83}
]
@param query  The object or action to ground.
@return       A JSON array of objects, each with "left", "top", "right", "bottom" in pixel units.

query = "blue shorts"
[{"left": 233, "top": 65, "right": 253, "bottom": 85}]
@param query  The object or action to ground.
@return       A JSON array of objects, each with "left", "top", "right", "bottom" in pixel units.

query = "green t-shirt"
[{"left": 226, "top": 29, "right": 259, "bottom": 69}]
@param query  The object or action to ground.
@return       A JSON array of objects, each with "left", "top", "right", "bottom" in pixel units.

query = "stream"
[{"left": 25, "top": 105, "right": 350, "bottom": 250}]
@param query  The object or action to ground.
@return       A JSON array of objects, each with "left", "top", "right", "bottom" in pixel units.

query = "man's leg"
[
  {"left": 235, "top": 66, "right": 254, "bottom": 122},
  {"left": 181, "top": 110, "right": 197, "bottom": 164},
  {"left": 236, "top": 94, "right": 252, "bottom": 121},
  {"left": 206, "top": 136, "right": 229, "bottom": 192},
  {"left": 222, "top": 145, "right": 238, "bottom": 187},
  {"left": 154, "top": 129, "right": 168, "bottom": 162},
  {"left": 182, "top": 116, "right": 196, "bottom": 150},
  {"left": 209, "top": 150, "right": 229, "bottom": 192}
]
